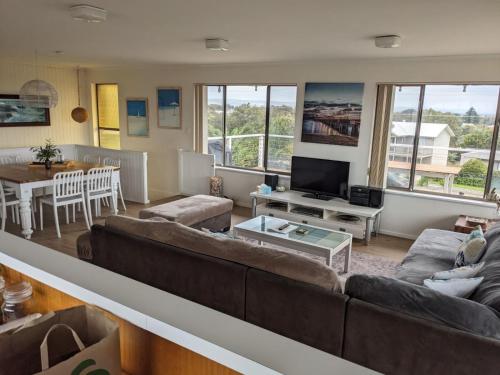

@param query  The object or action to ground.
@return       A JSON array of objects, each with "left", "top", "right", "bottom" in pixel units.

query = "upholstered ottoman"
[{"left": 139, "top": 195, "right": 233, "bottom": 232}]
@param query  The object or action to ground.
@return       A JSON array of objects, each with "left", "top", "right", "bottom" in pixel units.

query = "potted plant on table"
[{"left": 30, "top": 139, "right": 61, "bottom": 170}]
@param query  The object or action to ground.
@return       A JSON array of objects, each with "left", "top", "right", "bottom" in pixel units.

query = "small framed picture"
[
  {"left": 157, "top": 87, "right": 182, "bottom": 129},
  {"left": 126, "top": 98, "right": 149, "bottom": 137}
]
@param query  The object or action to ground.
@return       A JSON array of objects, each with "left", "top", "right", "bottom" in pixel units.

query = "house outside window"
[
  {"left": 206, "top": 85, "right": 297, "bottom": 174},
  {"left": 384, "top": 84, "right": 500, "bottom": 199}
]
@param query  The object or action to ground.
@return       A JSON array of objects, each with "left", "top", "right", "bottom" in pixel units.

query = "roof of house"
[
  {"left": 461, "top": 150, "right": 500, "bottom": 161},
  {"left": 391, "top": 122, "right": 455, "bottom": 138}
]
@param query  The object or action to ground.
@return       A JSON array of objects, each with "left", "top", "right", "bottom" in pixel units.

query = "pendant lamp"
[
  {"left": 71, "top": 67, "right": 89, "bottom": 123},
  {"left": 19, "top": 51, "right": 58, "bottom": 108}
]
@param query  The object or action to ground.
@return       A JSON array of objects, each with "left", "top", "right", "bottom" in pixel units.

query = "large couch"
[{"left": 77, "top": 217, "right": 500, "bottom": 375}]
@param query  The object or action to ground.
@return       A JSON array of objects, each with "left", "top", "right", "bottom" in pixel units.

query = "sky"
[
  {"left": 207, "top": 84, "right": 500, "bottom": 115},
  {"left": 207, "top": 85, "right": 297, "bottom": 106},
  {"left": 158, "top": 89, "right": 180, "bottom": 108},
  {"left": 303, "top": 83, "right": 364, "bottom": 105},
  {"left": 394, "top": 84, "right": 500, "bottom": 115},
  {"left": 127, "top": 100, "right": 146, "bottom": 116}
]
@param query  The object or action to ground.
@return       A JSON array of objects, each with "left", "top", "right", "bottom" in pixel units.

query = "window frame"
[
  {"left": 206, "top": 84, "right": 297, "bottom": 175},
  {"left": 384, "top": 82, "right": 500, "bottom": 200},
  {"left": 95, "top": 83, "right": 120, "bottom": 148}
]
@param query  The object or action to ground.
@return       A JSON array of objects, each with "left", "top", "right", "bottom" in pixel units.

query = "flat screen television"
[{"left": 290, "top": 156, "right": 350, "bottom": 200}]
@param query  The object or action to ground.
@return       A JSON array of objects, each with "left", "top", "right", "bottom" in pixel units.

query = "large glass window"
[
  {"left": 206, "top": 86, "right": 224, "bottom": 165},
  {"left": 96, "top": 83, "right": 120, "bottom": 149},
  {"left": 267, "top": 86, "right": 297, "bottom": 172},
  {"left": 386, "top": 83, "right": 500, "bottom": 199},
  {"left": 206, "top": 84, "right": 297, "bottom": 173}
]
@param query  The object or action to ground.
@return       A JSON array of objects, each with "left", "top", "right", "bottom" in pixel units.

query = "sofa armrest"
[
  {"left": 345, "top": 274, "right": 500, "bottom": 339},
  {"left": 76, "top": 231, "right": 93, "bottom": 261}
]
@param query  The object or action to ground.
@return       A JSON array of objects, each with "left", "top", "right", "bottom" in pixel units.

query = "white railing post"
[{"left": 258, "top": 135, "right": 265, "bottom": 168}]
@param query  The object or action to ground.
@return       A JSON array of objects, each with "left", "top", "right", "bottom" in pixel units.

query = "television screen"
[{"left": 290, "top": 156, "right": 350, "bottom": 198}]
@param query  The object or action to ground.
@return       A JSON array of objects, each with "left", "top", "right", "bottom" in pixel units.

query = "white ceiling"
[{"left": 1, "top": 0, "right": 500, "bottom": 67}]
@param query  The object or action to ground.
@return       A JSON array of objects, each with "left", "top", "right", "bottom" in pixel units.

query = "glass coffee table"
[{"left": 234, "top": 215, "right": 352, "bottom": 272}]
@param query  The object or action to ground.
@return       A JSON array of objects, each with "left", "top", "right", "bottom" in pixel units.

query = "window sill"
[
  {"left": 386, "top": 189, "right": 497, "bottom": 208},
  {"left": 215, "top": 166, "right": 290, "bottom": 179}
]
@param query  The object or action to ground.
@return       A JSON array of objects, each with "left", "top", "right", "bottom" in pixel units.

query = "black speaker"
[
  {"left": 265, "top": 174, "right": 279, "bottom": 191},
  {"left": 368, "top": 187, "right": 384, "bottom": 208},
  {"left": 349, "top": 185, "right": 370, "bottom": 206},
  {"left": 349, "top": 185, "right": 384, "bottom": 208}
]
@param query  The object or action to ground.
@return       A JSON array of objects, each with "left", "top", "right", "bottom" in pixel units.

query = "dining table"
[{"left": 0, "top": 160, "right": 120, "bottom": 239}]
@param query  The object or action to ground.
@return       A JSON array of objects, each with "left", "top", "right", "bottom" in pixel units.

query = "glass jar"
[{"left": 1, "top": 281, "right": 33, "bottom": 323}]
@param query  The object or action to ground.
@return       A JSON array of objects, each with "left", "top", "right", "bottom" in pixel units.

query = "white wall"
[
  {"left": 0, "top": 61, "right": 91, "bottom": 148},
  {"left": 86, "top": 55, "right": 500, "bottom": 238}
]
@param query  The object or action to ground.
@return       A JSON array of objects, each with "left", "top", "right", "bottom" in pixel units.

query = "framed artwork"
[
  {"left": 126, "top": 98, "right": 149, "bottom": 137},
  {"left": 0, "top": 94, "right": 50, "bottom": 127},
  {"left": 157, "top": 87, "right": 182, "bottom": 129},
  {"left": 301, "top": 83, "right": 364, "bottom": 146}
]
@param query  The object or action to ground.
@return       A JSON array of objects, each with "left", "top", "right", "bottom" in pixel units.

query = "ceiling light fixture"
[
  {"left": 70, "top": 5, "right": 107, "bottom": 23},
  {"left": 374, "top": 35, "right": 402, "bottom": 48},
  {"left": 205, "top": 39, "right": 229, "bottom": 52}
]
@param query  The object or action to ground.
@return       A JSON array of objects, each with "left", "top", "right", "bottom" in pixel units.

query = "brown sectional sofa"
[{"left": 77, "top": 217, "right": 500, "bottom": 375}]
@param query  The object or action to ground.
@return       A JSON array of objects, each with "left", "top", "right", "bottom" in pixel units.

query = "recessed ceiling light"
[
  {"left": 53, "top": 50, "right": 64, "bottom": 55},
  {"left": 205, "top": 39, "right": 229, "bottom": 52},
  {"left": 374, "top": 35, "right": 402, "bottom": 48},
  {"left": 70, "top": 5, "right": 107, "bottom": 23}
]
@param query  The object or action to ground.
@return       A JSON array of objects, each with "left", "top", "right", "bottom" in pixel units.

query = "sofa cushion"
[
  {"left": 105, "top": 215, "right": 341, "bottom": 292},
  {"left": 345, "top": 274, "right": 500, "bottom": 340},
  {"left": 433, "top": 262, "right": 485, "bottom": 280},
  {"left": 89, "top": 224, "right": 248, "bottom": 319},
  {"left": 470, "top": 222, "right": 500, "bottom": 312},
  {"left": 423, "top": 277, "right": 484, "bottom": 298},
  {"left": 138, "top": 195, "right": 233, "bottom": 226},
  {"left": 455, "top": 226, "right": 486, "bottom": 267},
  {"left": 396, "top": 229, "right": 466, "bottom": 285}
]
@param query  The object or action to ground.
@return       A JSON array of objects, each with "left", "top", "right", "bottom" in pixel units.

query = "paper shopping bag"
[{"left": 0, "top": 305, "right": 121, "bottom": 375}]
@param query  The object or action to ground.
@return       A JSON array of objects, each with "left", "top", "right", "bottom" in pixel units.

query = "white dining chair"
[
  {"left": 0, "top": 181, "right": 36, "bottom": 232},
  {"left": 85, "top": 167, "right": 115, "bottom": 226},
  {"left": 102, "top": 157, "right": 126, "bottom": 211},
  {"left": 0, "top": 155, "right": 18, "bottom": 197},
  {"left": 39, "top": 170, "right": 90, "bottom": 238},
  {"left": 83, "top": 154, "right": 101, "bottom": 164}
]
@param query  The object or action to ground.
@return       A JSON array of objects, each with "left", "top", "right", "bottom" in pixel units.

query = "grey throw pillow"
[
  {"left": 433, "top": 262, "right": 485, "bottom": 280},
  {"left": 424, "top": 277, "right": 484, "bottom": 298}
]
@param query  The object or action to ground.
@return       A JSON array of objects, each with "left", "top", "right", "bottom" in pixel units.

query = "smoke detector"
[
  {"left": 375, "top": 35, "right": 402, "bottom": 48},
  {"left": 205, "top": 39, "right": 229, "bottom": 51},
  {"left": 70, "top": 5, "right": 107, "bottom": 23}
]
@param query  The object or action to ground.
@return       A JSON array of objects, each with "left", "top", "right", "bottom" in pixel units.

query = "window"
[
  {"left": 206, "top": 85, "right": 297, "bottom": 173},
  {"left": 385, "top": 83, "right": 500, "bottom": 199},
  {"left": 96, "top": 84, "right": 120, "bottom": 149}
]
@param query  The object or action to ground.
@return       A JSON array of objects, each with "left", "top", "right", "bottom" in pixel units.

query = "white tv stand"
[{"left": 250, "top": 190, "right": 383, "bottom": 244}]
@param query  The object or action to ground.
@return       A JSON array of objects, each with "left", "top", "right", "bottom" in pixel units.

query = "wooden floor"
[{"left": 3, "top": 197, "right": 413, "bottom": 262}]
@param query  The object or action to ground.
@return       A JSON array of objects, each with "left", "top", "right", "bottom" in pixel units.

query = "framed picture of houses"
[
  {"left": 0, "top": 94, "right": 50, "bottom": 127},
  {"left": 126, "top": 98, "right": 149, "bottom": 137},
  {"left": 157, "top": 87, "right": 182, "bottom": 129}
]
